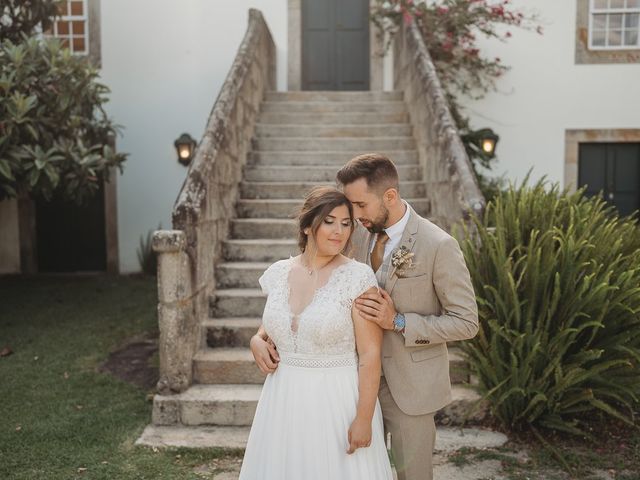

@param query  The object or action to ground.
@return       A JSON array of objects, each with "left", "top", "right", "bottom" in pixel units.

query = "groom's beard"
[{"left": 362, "top": 206, "right": 389, "bottom": 234}]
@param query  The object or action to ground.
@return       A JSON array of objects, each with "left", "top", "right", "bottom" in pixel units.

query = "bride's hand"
[
  {"left": 346, "top": 416, "right": 372, "bottom": 454},
  {"left": 249, "top": 335, "right": 280, "bottom": 374}
]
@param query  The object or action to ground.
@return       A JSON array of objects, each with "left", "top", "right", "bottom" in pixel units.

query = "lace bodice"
[{"left": 258, "top": 258, "right": 378, "bottom": 356}]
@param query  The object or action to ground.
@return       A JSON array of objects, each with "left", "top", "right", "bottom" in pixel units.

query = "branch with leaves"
[
  {"left": 372, "top": 0, "right": 541, "bottom": 199},
  {"left": 0, "top": 37, "right": 126, "bottom": 204}
]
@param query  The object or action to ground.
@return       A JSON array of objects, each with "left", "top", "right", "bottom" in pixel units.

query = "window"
[
  {"left": 44, "top": 0, "right": 89, "bottom": 55},
  {"left": 589, "top": 0, "right": 640, "bottom": 50}
]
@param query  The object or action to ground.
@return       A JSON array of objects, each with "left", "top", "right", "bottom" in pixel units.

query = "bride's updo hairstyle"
[{"left": 297, "top": 186, "right": 355, "bottom": 253}]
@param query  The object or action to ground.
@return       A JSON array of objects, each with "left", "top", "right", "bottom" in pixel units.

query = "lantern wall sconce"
[
  {"left": 462, "top": 128, "right": 499, "bottom": 159},
  {"left": 174, "top": 133, "right": 197, "bottom": 166}
]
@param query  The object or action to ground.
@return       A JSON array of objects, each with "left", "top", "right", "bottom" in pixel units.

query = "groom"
[{"left": 337, "top": 153, "right": 479, "bottom": 480}]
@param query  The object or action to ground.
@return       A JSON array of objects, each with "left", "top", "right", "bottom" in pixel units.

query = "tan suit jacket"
[{"left": 351, "top": 204, "right": 479, "bottom": 415}]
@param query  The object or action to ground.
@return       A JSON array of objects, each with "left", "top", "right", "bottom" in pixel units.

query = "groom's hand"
[
  {"left": 250, "top": 335, "right": 280, "bottom": 374},
  {"left": 355, "top": 289, "right": 397, "bottom": 330}
]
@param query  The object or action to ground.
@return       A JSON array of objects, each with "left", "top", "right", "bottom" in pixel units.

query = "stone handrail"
[
  {"left": 393, "top": 20, "right": 485, "bottom": 231},
  {"left": 152, "top": 9, "right": 276, "bottom": 394}
]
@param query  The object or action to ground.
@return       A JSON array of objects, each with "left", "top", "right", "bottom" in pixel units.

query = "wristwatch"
[{"left": 393, "top": 313, "right": 406, "bottom": 333}]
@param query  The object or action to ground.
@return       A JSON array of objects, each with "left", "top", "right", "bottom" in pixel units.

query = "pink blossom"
[
  {"left": 437, "top": 6, "right": 449, "bottom": 15},
  {"left": 403, "top": 10, "right": 413, "bottom": 25}
]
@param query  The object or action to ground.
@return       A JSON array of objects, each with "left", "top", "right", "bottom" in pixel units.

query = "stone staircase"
[{"left": 139, "top": 91, "right": 478, "bottom": 447}]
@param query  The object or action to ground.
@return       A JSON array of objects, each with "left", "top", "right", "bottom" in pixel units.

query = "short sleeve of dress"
[
  {"left": 350, "top": 262, "right": 379, "bottom": 299},
  {"left": 258, "top": 260, "right": 285, "bottom": 295}
]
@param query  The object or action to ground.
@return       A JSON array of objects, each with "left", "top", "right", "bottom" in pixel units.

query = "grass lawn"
[
  {"left": 0, "top": 275, "right": 241, "bottom": 480},
  {"left": 1, "top": 275, "right": 638, "bottom": 480}
]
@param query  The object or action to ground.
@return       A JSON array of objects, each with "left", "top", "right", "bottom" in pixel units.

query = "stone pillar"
[{"left": 153, "top": 230, "right": 197, "bottom": 394}]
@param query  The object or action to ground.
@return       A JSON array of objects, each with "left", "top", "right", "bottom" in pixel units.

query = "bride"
[{"left": 239, "top": 186, "right": 393, "bottom": 479}]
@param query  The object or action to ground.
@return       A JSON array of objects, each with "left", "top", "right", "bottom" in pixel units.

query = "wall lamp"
[
  {"left": 174, "top": 133, "right": 197, "bottom": 166},
  {"left": 462, "top": 128, "right": 499, "bottom": 159}
]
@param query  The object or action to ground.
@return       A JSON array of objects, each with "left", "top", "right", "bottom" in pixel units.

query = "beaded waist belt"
[{"left": 278, "top": 351, "right": 358, "bottom": 368}]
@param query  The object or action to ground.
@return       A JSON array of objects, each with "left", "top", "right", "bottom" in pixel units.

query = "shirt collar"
[{"left": 383, "top": 201, "right": 410, "bottom": 243}]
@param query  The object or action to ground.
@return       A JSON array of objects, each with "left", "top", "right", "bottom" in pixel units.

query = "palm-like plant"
[{"left": 459, "top": 178, "right": 640, "bottom": 434}]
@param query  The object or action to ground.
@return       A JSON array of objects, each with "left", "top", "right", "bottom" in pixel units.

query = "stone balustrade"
[
  {"left": 393, "top": 20, "right": 485, "bottom": 231},
  {"left": 152, "top": 9, "right": 276, "bottom": 394}
]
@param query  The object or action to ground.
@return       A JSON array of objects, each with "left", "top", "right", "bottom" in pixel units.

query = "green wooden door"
[{"left": 579, "top": 143, "right": 640, "bottom": 217}]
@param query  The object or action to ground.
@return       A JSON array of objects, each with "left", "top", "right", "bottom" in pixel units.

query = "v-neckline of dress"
[{"left": 284, "top": 257, "right": 353, "bottom": 320}]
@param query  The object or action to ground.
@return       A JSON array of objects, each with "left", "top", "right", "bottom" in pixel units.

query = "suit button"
[
  {"left": 425, "top": 339, "right": 430, "bottom": 344},
  {"left": 414, "top": 340, "right": 421, "bottom": 345}
]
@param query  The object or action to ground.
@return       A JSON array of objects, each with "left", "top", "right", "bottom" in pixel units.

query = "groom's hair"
[{"left": 336, "top": 153, "right": 400, "bottom": 195}]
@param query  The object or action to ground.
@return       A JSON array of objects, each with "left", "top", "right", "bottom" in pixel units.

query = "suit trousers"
[{"left": 378, "top": 376, "right": 436, "bottom": 480}]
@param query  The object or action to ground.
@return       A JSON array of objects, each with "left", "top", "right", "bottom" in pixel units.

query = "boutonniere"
[{"left": 391, "top": 246, "right": 415, "bottom": 277}]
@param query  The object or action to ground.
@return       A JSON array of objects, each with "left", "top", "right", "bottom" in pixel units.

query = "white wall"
[
  {"left": 102, "top": 0, "right": 639, "bottom": 272},
  {"left": 461, "top": 0, "right": 640, "bottom": 186},
  {"left": 101, "top": 1, "right": 287, "bottom": 272}
]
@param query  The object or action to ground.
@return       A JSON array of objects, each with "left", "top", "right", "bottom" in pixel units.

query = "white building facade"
[{"left": 0, "top": 0, "right": 637, "bottom": 274}]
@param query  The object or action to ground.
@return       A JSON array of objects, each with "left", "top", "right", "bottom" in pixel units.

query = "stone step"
[
  {"left": 254, "top": 137, "right": 415, "bottom": 152},
  {"left": 223, "top": 238, "right": 298, "bottom": 262},
  {"left": 146, "top": 378, "right": 475, "bottom": 430},
  {"left": 216, "top": 262, "right": 270, "bottom": 289},
  {"left": 151, "top": 371, "right": 475, "bottom": 430},
  {"left": 255, "top": 124, "right": 412, "bottom": 138},
  {"left": 265, "top": 91, "right": 404, "bottom": 102},
  {"left": 210, "top": 288, "right": 266, "bottom": 317},
  {"left": 193, "top": 348, "right": 266, "bottom": 384},
  {"left": 137, "top": 423, "right": 506, "bottom": 452},
  {"left": 152, "top": 384, "right": 262, "bottom": 427},
  {"left": 240, "top": 181, "right": 426, "bottom": 200},
  {"left": 231, "top": 218, "right": 297, "bottom": 240},
  {"left": 258, "top": 111, "right": 410, "bottom": 125},
  {"left": 236, "top": 198, "right": 430, "bottom": 220},
  {"left": 193, "top": 347, "right": 468, "bottom": 385},
  {"left": 244, "top": 164, "right": 421, "bottom": 182},
  {"left": 203, "top": 318, "right": 469, "bottom": 382},
  {"left": 136, "top": 425, "right": 251, "bottom": 449},
  {"left": 248, "top": 150, "right": 418, "bottom": 165},
  {"left": 260, "top": 101, "right": 407, "bottom": 114},
  {"left": 204, "top": 317, "right": 262, "bottom": 348}
]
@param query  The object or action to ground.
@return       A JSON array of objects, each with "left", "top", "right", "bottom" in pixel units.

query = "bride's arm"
[{"left": 347, "top": 286, "right": 383, "bottom": 454}]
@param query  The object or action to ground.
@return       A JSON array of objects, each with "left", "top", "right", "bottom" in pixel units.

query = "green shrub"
[
  {"left": 0, "top": 36, "right": 126, "bottom": 203},
  {"left": 137, "top": 225, "right": 160, "bottom": 276},
  {"left": 459, "top": 178, "right": 640, "bottom": 434},
  {"left": 1, "top": 0, "right": 60, "bottom": 44}
]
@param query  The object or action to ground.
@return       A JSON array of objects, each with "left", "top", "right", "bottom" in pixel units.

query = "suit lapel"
[
  {"left": 386, "top": 206, "right": 420, "bottom": 294},
  {"left": 353, "top": 223, "right": 373, "bottom": 264}
]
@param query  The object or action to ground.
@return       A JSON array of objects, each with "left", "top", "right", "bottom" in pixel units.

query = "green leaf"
[
  {"left": 43, "top": 164, "right": 59, "bottom": 187},
  {"left": 0, "top": 159, "right": 14, "bottom": 180},
  {"left": 28, "top": 167, "right": 40, "bottom": 187}
]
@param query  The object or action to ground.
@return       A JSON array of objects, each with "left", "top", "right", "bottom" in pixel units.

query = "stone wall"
[
  {"left": 393, "top": 21, "right": 484, "bottom": 232},
  {"left": 153, "top": 9, "right": 276, "bottom": 394}
]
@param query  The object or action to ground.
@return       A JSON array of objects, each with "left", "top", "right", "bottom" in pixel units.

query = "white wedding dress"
[{"left": 239, "top": 258, "right": 393, "bottom": 480}]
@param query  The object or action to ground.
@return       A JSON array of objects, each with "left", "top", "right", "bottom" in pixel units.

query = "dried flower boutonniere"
[{"left": 391, "top": 246, "right": 415, "bottom": 277}]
